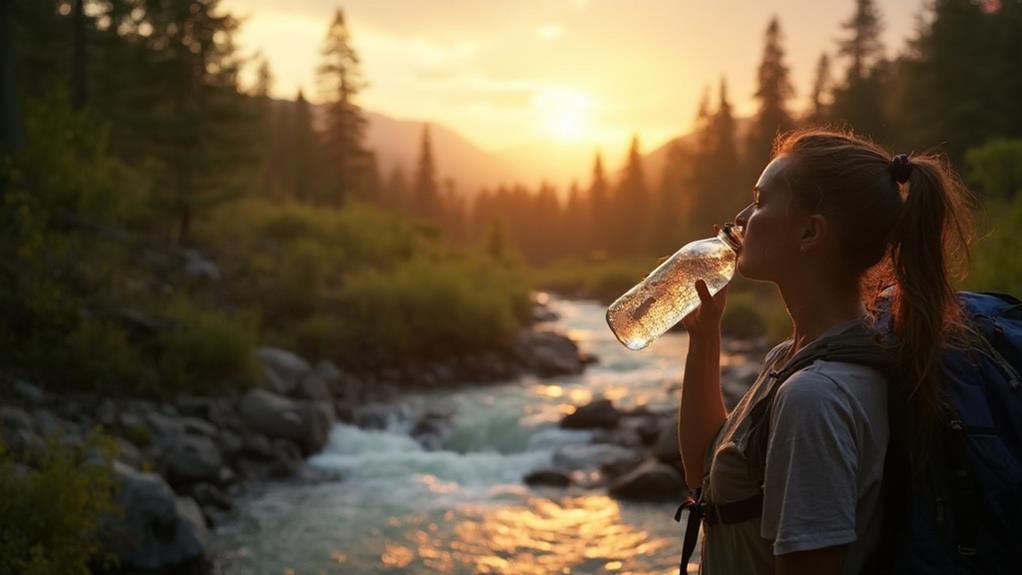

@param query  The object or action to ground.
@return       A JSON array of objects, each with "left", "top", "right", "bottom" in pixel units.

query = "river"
[{"left": 214, "top": 295, "right": 736, "bottom": 574}]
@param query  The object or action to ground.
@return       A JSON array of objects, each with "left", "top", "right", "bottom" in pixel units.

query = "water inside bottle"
[{"left": 606, "top": 251, "right": 735, "bottom": 350}]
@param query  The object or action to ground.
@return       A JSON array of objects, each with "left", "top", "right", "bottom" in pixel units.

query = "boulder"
[
  {"left": 32, "top": 409, "right": 72, "bottom": 438},
  {"left": 145, "top": 411, "right": 185, "bottom": 441},
  {"left": 12, "top": 380, "right": 48, "bottom": 404},
  {"left": 96, "top": 399, "right": 117, "bottom": 427},
  {"left": 255, "top": 347, "right": 311, "bottom": 396},
  {"left": 608, "top": 459, "right": 687, "bottom": 502},
  {"left": 354, "top": 403, "right": 395, "bottom": 430},
  {"left": 105, "top": 463, "right": 210, "bottom": 572},
  {"left": 0, "top": 406, "right": 34, "bottom": 432},
  {"left": 561, "top": 399, "right": 621, "bottom": 430},
  {"left": 553, "top": 443, "right": 635, "bottom": 471},
  {"left": 239, "top": 390, "right": 332, "bottom": 455},
  {"left": 600, "top": 452, "right": 648, "bottom": 483},
  {"left": 653, "top": 417, "right": 684, "bottom": 473},
  {"left": 163, "top": 435, "right": 223, "bottom": 486},
  {"left": 514, "top": 330, "right": 585, "bottom": 377},
  {"left": 524, "top": 468, "right": 572, "bottom": 487},
  {"left": 296, "top": 370, "right": 334, "bottom": 404},
  {"left": 181, "top": 417, "right": 218, "bottom": 438},
  {"left": 297, "top": 360, "right": 341, "bottom": 402}
]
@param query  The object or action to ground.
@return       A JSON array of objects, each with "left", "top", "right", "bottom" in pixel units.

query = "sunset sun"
[{"left": 533, "top": 88, "right": 592, "bottom": 141}]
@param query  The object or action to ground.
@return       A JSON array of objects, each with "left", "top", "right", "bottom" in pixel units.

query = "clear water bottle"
[{"left": 606, "top": 224, "right": 744, "bottom": 350}]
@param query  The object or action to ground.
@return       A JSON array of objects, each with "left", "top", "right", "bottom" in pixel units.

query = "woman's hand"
[{"left": 681, "top": 278, "right": 728, "bottom": 339}]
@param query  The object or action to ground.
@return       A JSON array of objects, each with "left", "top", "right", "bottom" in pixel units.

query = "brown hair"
[{"left": 772, "top": 127, "right": 976, "bottom": 473}]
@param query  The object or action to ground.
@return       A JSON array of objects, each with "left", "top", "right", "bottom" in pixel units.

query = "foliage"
[
  {"left": 0, "top": 434, "right": 121, "bottom": 575},
  {"left": 965, "top": 138, "right": 1022, "bottom": 201}
]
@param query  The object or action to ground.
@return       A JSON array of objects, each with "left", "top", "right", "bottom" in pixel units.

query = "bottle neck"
[{"left": 717, "top": 223, "right": 744, "bottom": 253}]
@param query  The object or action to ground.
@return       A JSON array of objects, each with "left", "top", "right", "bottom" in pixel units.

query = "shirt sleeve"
[{"left": 760, "top": 368, "right": 860, "bottom": 556}]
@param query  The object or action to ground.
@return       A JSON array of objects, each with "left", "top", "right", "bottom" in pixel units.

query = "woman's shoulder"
[{"left": 775, "top": 359, "right": 887, "bottom": 420}]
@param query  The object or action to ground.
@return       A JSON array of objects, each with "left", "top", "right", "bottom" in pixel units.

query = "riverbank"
[
  {"left": 211, "top": 296, "right": 772, "bottom": 574},
  {"left": 0, "top": 295, "right": 596, "bottom": 574}
]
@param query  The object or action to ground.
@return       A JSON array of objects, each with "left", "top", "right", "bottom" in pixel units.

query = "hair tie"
[{"left": 890, "top": 154, "right": 913, "bottom": 184}]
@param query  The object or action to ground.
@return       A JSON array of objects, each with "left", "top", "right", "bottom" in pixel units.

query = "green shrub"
[
  {"left": 318, "top": 254, "right": 531, "bottom": 366},
  {"left": 0, "top": 434, "right": 121, "bottom": 575},
  {"left": 965, "top": 138, "right": 1022, "bottom": 200},
  {"left": 157, "top": 300, "right": 260, "bottom": 394}
]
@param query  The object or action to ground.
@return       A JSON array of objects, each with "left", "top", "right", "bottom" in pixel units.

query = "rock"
[
  {"left": 298, "top": 360, "right": 341, "bottom": 403},
  {"left": 187, "top": 482, "right": 233, "bottom": 512},
  {"left": 600, "top": 452, "right": 648, "bottom": 483},
  {"left": 652, "top": 417, "right": 684, "bottom": 472},
  {"left": 608, "top": 459, "right": 687, "bottom": 502},
  {"left": 146, "top": 411, "right": 185, "bottom": 440},
  {"left": 105, "top": 463, "right": 210, "bottom": 572},
  {"left": 163, "top": 435, "right": 224, "bottom": 487},
  {"left": 216, "top": 430, "right": 244, "bottom": 459},
  {"left": 334, "top": 401, "right": 356, "bottom": 424},
  {"left": 561, "top": 399, "right": 621, "bottom": 430},
  {"left": 515, "top": 330, "right": 585, "bottom": 377},
  {"left": 524, "top": 468, "right": 572, "bottom": 487},
  {"left": 239, "top": 390, "right": 332, "bottom": 455},
  {"left": 12, "top": 380, "right": 48, "bottom": 404},
  {"left": 182, "top": 248, "right": 220, "bottom": 282},
  {"left": 97, "top": 399, "right": 117, "bottom": 427},
  {"left": 115, "top": 438, "right": 144, "bottom": 469},
  {"left": 1, "top": 428, "right": 45, "bottom": 460},
  {"left": 269, "top": 439, "right": 303, "bottom": 478},
  {"left": 241, "top": 432, "right": 276, "bottom": 460},
  {"left": 296, "top": 369, "right": 333, "bottom": 404},
  {"left": 32, "top": 409, "right": 72, "bottom": 438},
  {"left": 255, "top": 347, "right": 311, "bottom": 396},
  {"left": 553, "top": 443, "right": 635, "bottom": 471},
  {"left": 354, "top": 403, "right": 395, "bottom": 430},
  {"left": 0, "top": 406, "right": 34, "bottom": 432},
  {"left": 181, "top": 417, "right": 218, "bottom": 438}
]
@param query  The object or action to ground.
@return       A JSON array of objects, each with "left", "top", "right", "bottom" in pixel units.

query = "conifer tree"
[{"left": 317, "top": 8, "right": 369, "bottom": 205}]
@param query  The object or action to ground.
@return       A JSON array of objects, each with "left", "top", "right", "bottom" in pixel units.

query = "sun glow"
[{"left": 532, "top": 88, "right": 592, "bottom": 141}]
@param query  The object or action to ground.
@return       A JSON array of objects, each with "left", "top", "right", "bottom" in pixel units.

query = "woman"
[{"left": 677, "top": 128, "right": 974, "bottom": 575}]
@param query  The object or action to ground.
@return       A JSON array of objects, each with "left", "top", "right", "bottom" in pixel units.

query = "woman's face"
[{"left": 734, "top": 154, "right": 803, "bottom": 281}]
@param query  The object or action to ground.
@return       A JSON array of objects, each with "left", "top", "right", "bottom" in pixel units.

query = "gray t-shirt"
[{"left": 697, "top": 317, "right": 889, "bottom": 575}]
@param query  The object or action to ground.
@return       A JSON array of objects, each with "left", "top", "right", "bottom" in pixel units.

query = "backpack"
[{"left": 674, "top": 290, "right": 1022, "bottom": 575}]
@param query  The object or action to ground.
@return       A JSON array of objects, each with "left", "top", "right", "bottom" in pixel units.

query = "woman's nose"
[{"left": 735, "top": 203, "right": 753, "bottom": 229}]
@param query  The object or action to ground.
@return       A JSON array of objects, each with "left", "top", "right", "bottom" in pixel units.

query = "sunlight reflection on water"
[{"left": 215, "top": 296, "right": 708, "bottom": 574}]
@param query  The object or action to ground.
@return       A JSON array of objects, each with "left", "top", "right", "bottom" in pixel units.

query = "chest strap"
[{"left": 675, "top": 489, "right": 765, "bottom": 574}]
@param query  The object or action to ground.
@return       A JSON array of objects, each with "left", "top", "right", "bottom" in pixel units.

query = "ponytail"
[{"left": 888, "top": 155, "right": 975, "bottom": 470}]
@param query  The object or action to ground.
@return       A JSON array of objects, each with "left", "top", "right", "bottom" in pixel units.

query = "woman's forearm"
[{"left": 678, "top": 332, "right": 727, "bottom": 489}]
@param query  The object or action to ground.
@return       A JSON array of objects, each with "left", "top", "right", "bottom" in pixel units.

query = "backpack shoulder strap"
[{"left": 743, "top": 320, "right": 897, "bottom": 483}]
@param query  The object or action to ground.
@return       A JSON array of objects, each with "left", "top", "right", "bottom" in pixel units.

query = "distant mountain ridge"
[{"left": 285, "top": 98, "right": 752, "bottom": 198}]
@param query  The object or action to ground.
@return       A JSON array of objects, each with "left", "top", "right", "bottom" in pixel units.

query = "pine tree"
[
  {"left": 139, "top": 0, "right": 254, "bottom": 244},
  {"left": 413, "top": 123, "right": 441, "bottom": 221},
  {"left": 383, "top": 164, "right": 410, "bottom": 212},
  {"left": 288, "top": 89, "right": 319, "bottom": 202},
  {"left": 830, "top": 0, "right": 891, "bottom": 141},
  {"left": 613, "top": 134, "right": 650, "bottom": 256},
  {"left": 807, "top": 52, "right": 833, "bottom": 125},
  {"left": 316, "top": 8, "right": 369, "bottom": 205},
  {"left": 587, "top": 151, "right": 609, "bottom": 255},
  {"left": 746, "top": 16, "right": 795, "bottom": 174},
  {"left": 650, "top": 142, "right": 689, "bottom": 253}
]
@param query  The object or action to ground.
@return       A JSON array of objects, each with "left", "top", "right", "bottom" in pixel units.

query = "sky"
[{"left": 223, "top": 0, "right": 928, "bottom": 159}]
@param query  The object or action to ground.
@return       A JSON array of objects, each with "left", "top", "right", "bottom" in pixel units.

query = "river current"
[{"left": 214, "top": 295, "right": 752, "bottom": 574}]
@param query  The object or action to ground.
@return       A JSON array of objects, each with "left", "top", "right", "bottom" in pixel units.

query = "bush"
[
  {"left": 157, "top": 299, "right": 260, "bottom": 394},
  {"left": 530, "top": 257, "right": 656, "bottom": 304},
  {"left": 301, "top": 254, "right": 531, "bottom": 367},
  {"left": 0, "top": 434, "right": 121, "bottom": 575}
]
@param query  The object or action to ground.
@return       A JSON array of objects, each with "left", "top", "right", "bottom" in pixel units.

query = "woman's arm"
[
  {"left": 678, "top": 279, "right": 729, "bottom": 489},
  {"left": 775, "top": 544, "right": 848, "bottom": 575}
]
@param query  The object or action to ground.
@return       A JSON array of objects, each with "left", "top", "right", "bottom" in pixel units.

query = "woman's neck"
[{"left": 778, "top": 276, "right": 866, "bottom": 357}]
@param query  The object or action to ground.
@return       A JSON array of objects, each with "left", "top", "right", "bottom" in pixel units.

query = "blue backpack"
[{"left": 676, "top": 291, "right": 1022, "bottom": 574}]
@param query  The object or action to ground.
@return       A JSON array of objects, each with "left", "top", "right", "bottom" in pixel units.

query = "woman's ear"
[{"left": 799, "top": 214, "right": 828, "bottom": 253}]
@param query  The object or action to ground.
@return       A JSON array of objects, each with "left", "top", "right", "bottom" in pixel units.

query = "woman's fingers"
[{"left": 694, "top": 279, "right": 711, "bottom": 305}]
